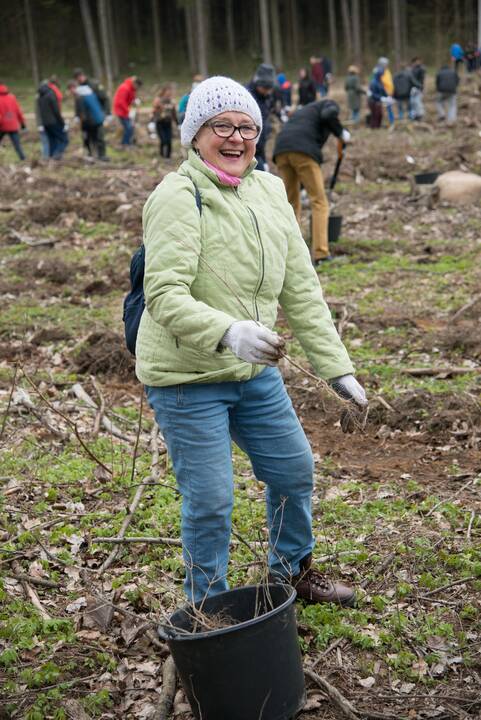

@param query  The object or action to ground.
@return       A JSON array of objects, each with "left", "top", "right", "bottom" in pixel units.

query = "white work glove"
[
  {"left": 147, "top": 120, "right": 156, "bottom": 133},
  {"left": 37, "top": 125, "right": 44, "bottom": 132},
  {"left": 341, "top": 129, "right": 351, "bottom": 144},
  {"left": 330, "top": 374, "right": 367, "bottom": 407},
  {"left": 221, "top": 321, "right": 284, "bottom": 366},
  {"left": 134, "top": 97, "right": 142, "bottom": 106},
  {"left": 63, "top": 122, "right": 69, "bottom": 132}
]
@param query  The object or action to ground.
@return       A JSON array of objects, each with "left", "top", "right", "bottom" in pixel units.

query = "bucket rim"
[{"left": 158, "top": 583, "right": 297, "bottom": 642}]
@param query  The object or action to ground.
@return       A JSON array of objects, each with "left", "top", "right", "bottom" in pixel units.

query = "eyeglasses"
[{"left": 204, "top": 121, "right": 260, "bottom": 140}]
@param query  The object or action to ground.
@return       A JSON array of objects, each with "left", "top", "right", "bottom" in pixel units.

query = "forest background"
[{"left": 2, "top": 0, "right": 481, "bottom": 98}]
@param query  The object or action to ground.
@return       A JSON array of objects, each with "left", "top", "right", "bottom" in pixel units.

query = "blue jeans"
[
  {"left": 39, "top": 129, "right": 50, "bottom": 158},
  {"left": 0, "top": 131, "right": 25, "bottom": 160},
  {"left": 45, "top": 123, "right": 68, "bottom": 158},
  {"left": 387, "top": 103, "right": 395, "bottom": 124},
  {"left": 397, "top": 99, "right": 409, "bottom": 119},
  {"left": 351, "top": 108, "right": 360, "bottom": 123},
  {"left": 146, "top": 367, "right": 315, "bottom": 604},
  {"left": 118, "top": 116, "right": 134, "bottom": 145}
]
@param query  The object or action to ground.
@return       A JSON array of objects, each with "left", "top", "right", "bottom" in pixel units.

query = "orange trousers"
[{"left": 276, "top": 152, "right": 330, "bottom": 260}]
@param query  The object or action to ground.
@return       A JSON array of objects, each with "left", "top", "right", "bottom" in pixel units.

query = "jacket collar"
[{"left": 185, "top": 149, "right": 257, "bottom": 187}]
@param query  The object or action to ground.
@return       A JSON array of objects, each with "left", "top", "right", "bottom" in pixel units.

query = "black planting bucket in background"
[
  {"left": 328, "top": 214, "right": 343, "bottom": 243},
  {"left": 158, "top": 584, "right": 305, "bottom": 720},
  {"left": 414, "top": 172, "right": 439, "bottom": 185}
]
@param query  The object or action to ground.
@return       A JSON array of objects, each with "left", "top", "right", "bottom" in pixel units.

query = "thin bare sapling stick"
[
  {"left": 99, "top": 417, "right": 162, "bottom": 574},
  {"left": 22, "top": 370, "right": 113, "bottom": 476}
]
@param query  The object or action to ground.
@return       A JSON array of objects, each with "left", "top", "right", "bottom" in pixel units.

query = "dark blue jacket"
[{"left": 369, "top": 72, "right": 387, "bottom": 102}]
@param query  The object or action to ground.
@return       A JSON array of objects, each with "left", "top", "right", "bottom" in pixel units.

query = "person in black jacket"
[
  {"left": 247, "top": 63, "right": 277, "bottom": 171},
  {"left": 298, "top": 67, "right": 317, "bottom": 106},
  {"left": 36, "top": 82, "right": 68, "bottom": 159},
  {"left": 273, "top": 100, "right": 350, "bottom": 265},
  {"left": 436, "top": 65, "right": 459, "bottom": 125},
  {"left": 393, "top": 65, "right": 417, "bottom": 120},
  {"left": 410, "top": 57, "right": 426, "bottom": 120}
]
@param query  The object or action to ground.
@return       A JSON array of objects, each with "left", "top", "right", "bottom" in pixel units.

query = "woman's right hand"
[{"left": 221, "top": 321, "right": 284, "bottom": 366}]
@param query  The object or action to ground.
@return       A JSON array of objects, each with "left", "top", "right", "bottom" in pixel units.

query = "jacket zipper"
[{"left": 233, "top": 187, "right": 265, "bottom": 322}]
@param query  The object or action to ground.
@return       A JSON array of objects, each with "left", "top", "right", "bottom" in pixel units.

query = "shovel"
[{"left": 327, "top": 138, "right": 346, "bottom": 243}]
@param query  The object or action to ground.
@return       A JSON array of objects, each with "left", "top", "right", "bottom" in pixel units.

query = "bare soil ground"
[{"left": 0, "top": 76, "right": 480, "bottom": 719}]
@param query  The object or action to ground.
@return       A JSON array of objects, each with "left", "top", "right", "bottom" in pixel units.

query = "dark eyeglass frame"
[{"left": 204, "top": 120, "right": 260, "bottom": 140}]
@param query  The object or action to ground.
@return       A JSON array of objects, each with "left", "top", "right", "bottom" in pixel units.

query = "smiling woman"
[{"left": 135, "top": 75, "right": 367, "bottom": 608}]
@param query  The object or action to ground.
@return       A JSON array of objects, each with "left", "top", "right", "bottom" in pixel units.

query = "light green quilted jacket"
[{"left": 135, "top": 150, "right": 354, "bottom": 386}]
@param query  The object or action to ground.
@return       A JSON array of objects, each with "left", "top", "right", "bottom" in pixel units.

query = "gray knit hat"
[{"left": 180, "top": 76, "right": 263, "bottom": 147}]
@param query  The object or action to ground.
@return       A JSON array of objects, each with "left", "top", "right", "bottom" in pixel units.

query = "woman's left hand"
[{"left": 329, "top": 374, "right": 367, "bottom": 407}]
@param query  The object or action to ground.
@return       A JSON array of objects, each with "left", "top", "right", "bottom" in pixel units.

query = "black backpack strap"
[{"left": 193, "top": 182, "right": 202, "bottom": 215}]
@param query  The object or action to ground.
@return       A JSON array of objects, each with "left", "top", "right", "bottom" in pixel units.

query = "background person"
[
  {"left": 377, "top": 57, "right": 394, "bottom": 125},
  {"left": 247, "top": 63, "right": 276, "bottom": 171},
  {"left": 36, "top": 80, "right": 68, "bottom": 159},
  {"left": 152, "top": 84, "right": 177, "bottom": 158},
  {"left": 450, "top": 41, "right": 464, "bottom": 73},
  {"left": 344, "top": 65, "right": 364, "bottom": 124},
  {"left": 113, "top": 76, "right": 143, "bottom": 146},
  {"left": 410, "top": 57, "right": 426, "bottom": 120},
  {"left": 436, "top": 64, "right": 459, "bottom": 125},
  {"left": 368, "top": 68, "right": 387, "bottom": 128},
  {"left": 298, "top": 67, "right": 317, "bottom": 107},
  {"left": 69, "top": 80, "right": 107, "bottom": 161},
  {"left": 177, "top": 74, "right": 203, "bottom": 126},
  {"left": 393, "top": 63, "right": 416, "bottom": 120},
  {"left": 136, "top": 75, "right": 367, "bottom": 607},
  {"left": 273, "top": 99, "right": 351, "bottom": 265},
  {"left": 0, "top": 83, "right": 26, "bottom": 161}
]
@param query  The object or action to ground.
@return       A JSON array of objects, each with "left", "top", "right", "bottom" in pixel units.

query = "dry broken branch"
[{"left": 304, "top": 667, "right": 360, "bottom": 720}]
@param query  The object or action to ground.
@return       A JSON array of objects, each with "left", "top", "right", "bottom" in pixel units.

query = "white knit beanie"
[{"left": 180, "top": 76, "right": 263, "bottom": 147}]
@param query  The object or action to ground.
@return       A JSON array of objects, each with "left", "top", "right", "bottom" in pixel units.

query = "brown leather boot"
[{"left": 270, "top": 554, "right": 356, "bottom": 608}]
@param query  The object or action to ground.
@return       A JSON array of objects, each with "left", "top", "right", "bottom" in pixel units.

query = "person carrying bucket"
[
  {"left": 273, "top": 99, "right": 351, "bottom": 265},
  {"left": 135, "top": 76, "right": 367, "bottom": 608}
]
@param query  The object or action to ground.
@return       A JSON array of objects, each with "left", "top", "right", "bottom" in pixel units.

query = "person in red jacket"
[
  {"left": 113, "top": 76, "right": 142, "bottom": 145},
  {"left": 0, "top": 84, "right": 26, "bottom": 160}
]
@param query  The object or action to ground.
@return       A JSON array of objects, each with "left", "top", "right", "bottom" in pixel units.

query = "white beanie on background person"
[{"left": 180, "top": 76, "right": 263, "bottom": 148}]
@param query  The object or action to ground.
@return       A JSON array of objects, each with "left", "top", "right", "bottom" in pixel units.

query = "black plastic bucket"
[
  {"left": 328, "top": 214, "right": 343, "bottom": 243},
  {"left": 414, "top": 172, "right": 439, "bottom": 185},
  {"left": 158, "top": 584, "right": 305, "bottom": 720}
]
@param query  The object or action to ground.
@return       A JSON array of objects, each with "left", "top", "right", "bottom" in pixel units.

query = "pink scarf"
[{"left": 203, "top": 159, "right": 242, "bottom": 187}]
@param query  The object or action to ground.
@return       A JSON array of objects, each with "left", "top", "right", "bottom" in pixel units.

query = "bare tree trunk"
[
  {"left": 226, "top": 0, "right": 235, "bottom": 60},
  {"left": 352, "top": 0, "right": 362, "bottom": 69},
  {"left": 185, "top": 3, "right": 196, "bottom": 73},
  {"left": 107, "top": 0, "right": 119, "bottom": 78},
  {"left": 391, "top": 0, "right": 402, "bottom": 69},
  {"left": 259, "top": 0, "right": 272, "bottom": 64},
  {"left": 270, "top": 0, "right": 283, "bottom": 68},
  {"left": 340, "top": 0, "right": 353, "bottom": 65},
  {"left": 98, "top": 0, "right": 113, "bottom": 96},
  {"left": 363, "top": 0, "right": 370, "bottom": 70},
  {"left": 465, "top": 0, "right": 474, "bottom": 43},
  {"left": 289, "top": 0, "right": 299, "bottom": 64},
  {"left": 435, "top": 0, "right": 442, "bottom": 67},
  {"left": 478, "top": 0, "right": 481, "bottom": 49},
  {"left": 152, "top": 0, "right": 162, "bottom": 72},
  {"left": 400, "top": 0, "right": 407, "bottom": 62},
  {"left": 328, "top": 0, "right": 338, "bottom": 72},
  {"left": 195, "top": 0, "right": 208, "bottom": 77},
  {"left": 131, "top": 0, "right": 142, "bottom": 50},
  {"left": 24, "top": 0, "right": 39, "bottom": 86},
  {"left": 454, "top": 0, "right": 461, "bottom": 40},
  {"left": 80, "top": 0, "right": 104, "bottom": 80}
]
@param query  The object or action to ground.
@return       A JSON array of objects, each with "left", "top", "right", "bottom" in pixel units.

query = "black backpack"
[
  {"left": 393, "top": 71, "right": 412, "bottom": 99},
  {"left": 123, "top": 183, "right": 202, "bottom": 355}
]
